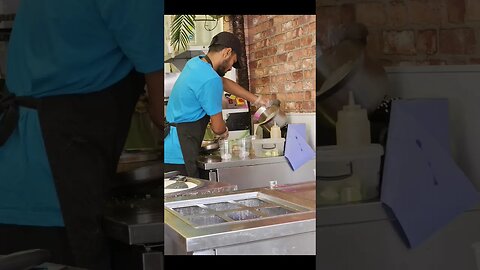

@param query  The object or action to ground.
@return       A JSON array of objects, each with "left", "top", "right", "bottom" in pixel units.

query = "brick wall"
[
  {"left": 236, "top": 15, "right": 316, "bottom": 113},
  {"left": 317, "top": 0, "right": 480, "bottom": 66}
]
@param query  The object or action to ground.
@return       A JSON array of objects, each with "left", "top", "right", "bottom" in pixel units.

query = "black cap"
[{"left": 209, "top": 32, "right": 243, "bottom": 69}]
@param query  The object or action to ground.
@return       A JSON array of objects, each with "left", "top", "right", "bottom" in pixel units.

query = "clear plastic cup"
[
  {"left": 238, "top": 137, "right": 252, "bottom": 159},
  {"left": 219, "top": 139, "right": 232, "bottom": 160}
]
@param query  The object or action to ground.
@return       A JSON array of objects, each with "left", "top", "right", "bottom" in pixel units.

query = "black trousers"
[{"left": 0, "top": 71, "right": 145, "bottom": 270}]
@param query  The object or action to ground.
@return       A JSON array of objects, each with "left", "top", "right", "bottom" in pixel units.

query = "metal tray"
[{"left": 164, "top": 191, "right": 310, "bottom": 228}]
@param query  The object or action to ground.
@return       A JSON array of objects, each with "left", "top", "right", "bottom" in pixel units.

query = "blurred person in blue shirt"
[{"left": 0, "top": 1, "right": 163, "bottom": 269}]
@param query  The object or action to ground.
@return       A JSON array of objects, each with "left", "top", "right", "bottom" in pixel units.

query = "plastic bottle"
[
  {"left": 270, "top": 121, "right": 281, "bottom": 139},
  {"left": 336, "top": 91, "right": 371, "bottom": 146}
]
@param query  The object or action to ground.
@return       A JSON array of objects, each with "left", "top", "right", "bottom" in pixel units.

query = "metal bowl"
[
  {"left": 201, "top": 140, "right": 219, "bottom": 154},
  {"left": 253, "top": 100, "right": 287, "bottom": 132}
]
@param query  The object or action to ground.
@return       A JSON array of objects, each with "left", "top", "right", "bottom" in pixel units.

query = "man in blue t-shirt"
[
  {"left": 164, "top": 32, "right": 269, "bottom": 177},
  {"left": 0, "top": 1, "right": 163, "bottom": 269}
]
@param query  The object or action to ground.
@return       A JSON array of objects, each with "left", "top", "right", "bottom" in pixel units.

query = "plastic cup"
[
  {"left": 238, "top": 137, "right": 251, "bottom": 159},
  {"left": 219, "top": 139, "right": 232, "bottom": 160}
]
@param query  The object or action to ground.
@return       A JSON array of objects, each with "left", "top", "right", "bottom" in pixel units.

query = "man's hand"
[
  {"left": 214, "top": 126, "right": 229, "bottom": 140},
  {"left": 253, "top": 95, "right": 273, "bottom": 107}
]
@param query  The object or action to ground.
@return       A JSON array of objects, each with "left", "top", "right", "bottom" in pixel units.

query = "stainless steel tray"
[{"left": 165, "top": 191, "right": 310, "bottom": 228}]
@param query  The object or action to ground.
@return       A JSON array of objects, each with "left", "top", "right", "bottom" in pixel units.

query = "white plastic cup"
[
  {"left": 238, "top": 137, "right": 251, "bottom": 159},
  {"left": 219, "top": 139, "right": 232, "bottom": 160}
]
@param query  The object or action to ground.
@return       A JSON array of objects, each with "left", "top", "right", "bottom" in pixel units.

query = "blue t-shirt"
[
  {"left": 164, "top": 56, "right": 223, "bottom": 164},
  {"left": 0, "top": 0, "right": 163, "bottom": 227}
]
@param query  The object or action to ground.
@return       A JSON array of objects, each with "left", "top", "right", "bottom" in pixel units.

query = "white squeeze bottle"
[
  {"left": 336, "top": 91, "right": 371, "bottom": 146},
  {"left": 270, "top": 121, "right": 281, "bottom": 139}
]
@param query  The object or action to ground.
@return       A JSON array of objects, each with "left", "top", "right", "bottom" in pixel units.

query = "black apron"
[
  {"left": 165, "top": 115, "right": 210, "bottom": 178},
  {"left": 164, "top": 55, "right": 216, "bottom": 178},
  {"left": 0, "top": 71, "right": 144, "bottom": 270}
]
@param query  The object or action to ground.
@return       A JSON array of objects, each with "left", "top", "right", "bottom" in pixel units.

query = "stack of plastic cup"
[
  {"left": 219, "top": 139, "right": 232, "bottom": 160},
  {"left": 238, "top": 137, "right": 251, "bottom": 159}
]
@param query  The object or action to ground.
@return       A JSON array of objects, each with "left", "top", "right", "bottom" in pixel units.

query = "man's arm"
[
  {"left": 221, "top": 77, "right": 257, "bottom": 103},
  {"left": 145, "top": 70, "right": 164, "bottom": 129},
  {"left": 210, "top": 112, "right": 227, "bottom": 135}
]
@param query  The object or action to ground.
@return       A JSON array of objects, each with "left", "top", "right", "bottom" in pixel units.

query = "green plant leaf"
[{"left": 170, "top": 15, "right": 196, "bottom": 51}]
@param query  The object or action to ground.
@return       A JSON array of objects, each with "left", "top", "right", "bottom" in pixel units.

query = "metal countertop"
[
  {"left": 197, "top": 154, "right": 288, "bottom": 170},
  {"left": 164, "top": 184, "right": 316, "bottom": 252}
]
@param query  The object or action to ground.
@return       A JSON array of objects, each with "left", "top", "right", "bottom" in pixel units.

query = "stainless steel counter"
[
  {"left": 164, "top": 183, "right": 316, "bottom": 255},
  {"left": 197, "top": 154, "right": 315, "bottom": 190},
  {"left": 197, "top": 155, "right": 287, "bottom": 170}
]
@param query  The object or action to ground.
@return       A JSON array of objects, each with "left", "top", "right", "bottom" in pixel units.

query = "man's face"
[{"left": 216, "top": 48, "right": 238, "bottom": 77}]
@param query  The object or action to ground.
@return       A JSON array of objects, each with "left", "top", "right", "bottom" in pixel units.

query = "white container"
[
  {"left": 252, "top": 138, "right": 285, "bottom": 158},
  {"left": 316, "top": 144, "right": 384, "bottom": 203},
  {"left": 336, "top": 91, "right": 371, "bottom": 146}
]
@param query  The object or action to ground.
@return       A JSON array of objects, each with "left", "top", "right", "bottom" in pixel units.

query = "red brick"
[
  {"left": 416, "top": 29, "right": 437, "bottom": 55},
  {"left": 286, "top": 28, "right": 299, "bottom": 40},
  {"left": 439, "top": 28, "right": 476, "bottom": 54},
  {"left": 466, "top": 0, "right": 480, "bottom": 21},
  {"left": 303, "top": 80, "right": 314, "bottom": 91},
  {"left": 307, "top": 46, "right": 316, "bottom": 57},
  {"left": 300, "top": 35, "right": 314, "bottom": 47},
  {"left": 287, "top": 50, "right": 306, "bottom": 62},
  {"left": 253, "top": 68, "right": 265, "bottom": 78},
  {"left": 287, "top": 92, "right": 305, "bottom": 101},
  {"left": 356, "top": 2, "right": 386, "bottom": 26},
  {"left": 383, "top": 30, "right": 416, "bottom": 55},
  {"left": 386, "top": 1, "right": 409, "bottom": 27},
  {"left": 408, "top": 0, "right": 442, "bottom": 25},
  {"left": 294, "top": 61, "right": 303, "bottom": 71},
  {"left": 267, "top": 47, "right": 277, "bottom": 57},
  {"left": 248, "top": 60, "right": 258, "bottom": 70},
  {"left": 277, "top": 64, "right": 286, "bottom": 74},
  {"left": 294, "top": 82, "right": 303, "bottom": 91},
  {"left": 304, "top": 70, "right": 315, "bottom": 79},
  {"left": 307, "top": 22, "right": 316, "bottom": 34},
  {"left": 302, "top": 58, "right": 315, "bottom": 69},
  {"left": 284, "top": 82, "right": 294, "bottom": 92},
  {"left": 294, "top": 16, "right": 308, "bottom": 27},
  {"left": 252, "top": 32, "right": 263, "bottom": 43},
  {"left": 250, "top": 16, "right": 260, "bottom": 27},
  {"left": 273, "top": 33, "right": 286, "bottom": 44},
  {"left": 301, "top": 101, "right": 315, "bottom": 112},
  {"left": 254, "top": 86, "right": 266, "bottom": 94},
  {"left": 260, "top": 77, "right": 270, "bottom": 85},
  {"left": 304, "top": 91, "right": 311, "bottom": 101},
  {"left": 264, "top": 28, "right": 276, "bottom": 38},
  {"left": 282, "top": 21, "right": 295, "bottom": 32},
  {"left": 271, "top": 75, "right": 286, "bottom": 84},
  {"left": 285, "top": 101, "right": 297, "bottom": 111},
  {"left": 284, "top": 39, "right": 300, "bottom": 51},
  {"left": 276, "top": 93, "right": 286, "bottom": 103},
  {"left": 269, "top": 84, "right": 279, "bottom": 93},
  {"left": 292, "top": 71, "right": 304, "bottom": 81},
  {"left": 268, "top": 66, "right": 278, "bottom": 76},
  {"left": 448, "top": 0, "right": 466, "bottom": 23},
  {"left": 276, "top": 53, "right": 288, "bottom": 63}
]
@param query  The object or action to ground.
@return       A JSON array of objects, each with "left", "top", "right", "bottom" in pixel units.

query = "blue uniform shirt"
[
  {"left": 164, "top": 56, "right": 223, "bottom": 164},
  {"left": 0, "top": 0, "right": 163, "bottom": 227}
]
